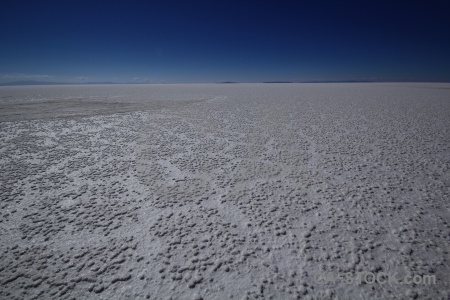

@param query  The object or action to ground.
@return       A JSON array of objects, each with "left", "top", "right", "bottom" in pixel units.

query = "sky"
[{"left": 1, "top": 0, "right": 449, "bottom": 83}]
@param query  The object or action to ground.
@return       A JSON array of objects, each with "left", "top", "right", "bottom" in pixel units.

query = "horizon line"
[{"left": 2, "top": 79, "right": 450, "bottom": 87}]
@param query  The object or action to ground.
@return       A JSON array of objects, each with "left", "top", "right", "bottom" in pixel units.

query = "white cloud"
[{"left": 0, "top": 73, "right": 53, "bottom": 79}]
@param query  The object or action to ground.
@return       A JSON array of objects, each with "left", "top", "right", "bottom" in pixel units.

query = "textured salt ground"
[{"left": 0, "top": 83, "right": 449, "bottom": 299}]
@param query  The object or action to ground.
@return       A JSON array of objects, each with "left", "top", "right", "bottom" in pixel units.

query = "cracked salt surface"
[{"left": 0, "top": 83, "right": 449, "bottom": 299}]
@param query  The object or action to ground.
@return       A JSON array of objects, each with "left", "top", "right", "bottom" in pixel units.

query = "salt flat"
[{"left": 0, "top": 83, "right": 449, "bottom": 299}]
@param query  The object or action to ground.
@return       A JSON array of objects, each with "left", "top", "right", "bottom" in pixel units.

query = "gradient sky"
[{"left": 1, "top": 0, "right": 449, "bottom": 83}]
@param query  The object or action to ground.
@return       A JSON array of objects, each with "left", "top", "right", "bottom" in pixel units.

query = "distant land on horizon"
[
  {"left": 1, "top": 79, "right": 450, "bottom": 87},
  {"left": 0, "top": 80, "right": 121, "bottom": 86}
]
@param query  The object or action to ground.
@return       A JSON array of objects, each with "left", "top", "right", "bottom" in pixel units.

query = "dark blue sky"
[{"left": 1, "top": 0, "right": 449, "bottom": 83}]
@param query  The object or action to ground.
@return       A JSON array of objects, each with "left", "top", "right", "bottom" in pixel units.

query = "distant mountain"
[
  {"left": 0, "top": 80, "right": 71, "bottom": 86},
  {"left": 0, "top": 80, "right": 120, "bottom": 86},
  {"left": 0, "top": 79, "right": 393, "bottom": 86},
  {"left": 84, "top": 81, "right": 118, "bottom": 85},
  {"left": 300, "top": 80, "right": 373, "bottom": 83}
]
